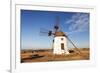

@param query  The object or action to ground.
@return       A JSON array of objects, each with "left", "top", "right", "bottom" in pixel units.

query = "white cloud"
[{"left": 65, "top": 13, "right": 89, "bottom": 35}]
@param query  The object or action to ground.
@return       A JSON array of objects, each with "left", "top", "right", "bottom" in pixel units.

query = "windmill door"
[{"left": 61, "top": 43, "right": 64, "bottom": 50}]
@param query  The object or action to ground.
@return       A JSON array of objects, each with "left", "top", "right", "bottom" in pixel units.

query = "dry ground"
[{"left": 21, "top": 48, "right": 89, "bottom": 63}]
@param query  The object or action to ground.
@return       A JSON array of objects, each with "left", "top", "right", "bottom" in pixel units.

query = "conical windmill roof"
[{"left": 55, "top": 31, "right": 66, "bottom": 37}]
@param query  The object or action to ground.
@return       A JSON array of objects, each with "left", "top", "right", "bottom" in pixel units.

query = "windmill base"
[{"left": 53, "top": 50, "right": 69, "bottom": 55}]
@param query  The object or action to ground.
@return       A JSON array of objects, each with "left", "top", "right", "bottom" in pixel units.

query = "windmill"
[{"left": 40, "top": 16, "right": 81, "bottom": 55}]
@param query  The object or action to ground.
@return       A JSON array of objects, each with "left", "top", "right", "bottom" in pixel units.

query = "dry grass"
[{"left": 21, "top": 48, "right": 89, "bottom": 63}]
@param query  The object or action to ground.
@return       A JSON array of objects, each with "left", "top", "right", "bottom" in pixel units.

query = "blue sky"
[{"left": 21, "top": 10, "right": 89, "bottom": 49}]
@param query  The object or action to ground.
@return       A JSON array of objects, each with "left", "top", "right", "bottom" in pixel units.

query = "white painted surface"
[
  {"left": 0, "top": 0, "right": 100, "bottom": 73},
  {"left": 53, "top": 36, "right": 69, "bottom": 54},
  {"left": 14, "top": 4, "right": 96, "bottom": 73}
]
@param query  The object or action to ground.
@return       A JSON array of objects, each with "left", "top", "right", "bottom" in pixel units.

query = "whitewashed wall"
[
  {"left": 0, "top": 0, "right": 100, "bottom": 73},
  {"left": 53, "top": 36, "right": 69, "bottom": 54}
]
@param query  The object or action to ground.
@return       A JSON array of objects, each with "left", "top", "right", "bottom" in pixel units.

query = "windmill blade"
[
  {"left": 40, "top": 28, "right": 50, "bottom": 32},
  {"left": 39, "top": 28, "right": 49, "bottom": 36},
  {"left": 39, "top": 32, "right": 49, "bottom": 36},
  {"left": 65, "top": 35, "right": 81, "bottom": 54},
  {"left": 40, "top": 28, "right": 50, "bottom": 34},
  {"left": 55, "top": 16, "right": 60, "bottom": 27},
  {"left": 40, "top": 31, "right": 49, "bottom": 34},
  {"left": 54, "top": 16, "right": 60, "bottom": 31},
  {"left": 40, "top": 28, "right": 53, "bottom": 36},
  {"left": 39, "top": 31, "right": 50, "bottom": 36}
]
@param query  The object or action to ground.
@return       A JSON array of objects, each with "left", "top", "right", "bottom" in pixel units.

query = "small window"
[
  {"left": 61, "top": 38, "right": 63, "bottom": 40},
  {"left": 53, "top": 40, "right": 54, "bottom": 42}
]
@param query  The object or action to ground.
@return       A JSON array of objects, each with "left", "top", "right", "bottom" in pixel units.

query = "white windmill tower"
[
  {"left": 52, "top": 17, "right": 69, "bottom": 54},
  {"left": 40, "top": 16, "right": 81, "bottom": 55}
]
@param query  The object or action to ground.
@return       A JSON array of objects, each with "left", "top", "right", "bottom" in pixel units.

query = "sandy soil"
[{"left": 21, "top": 48, "right": 89, "bottom": 63}]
